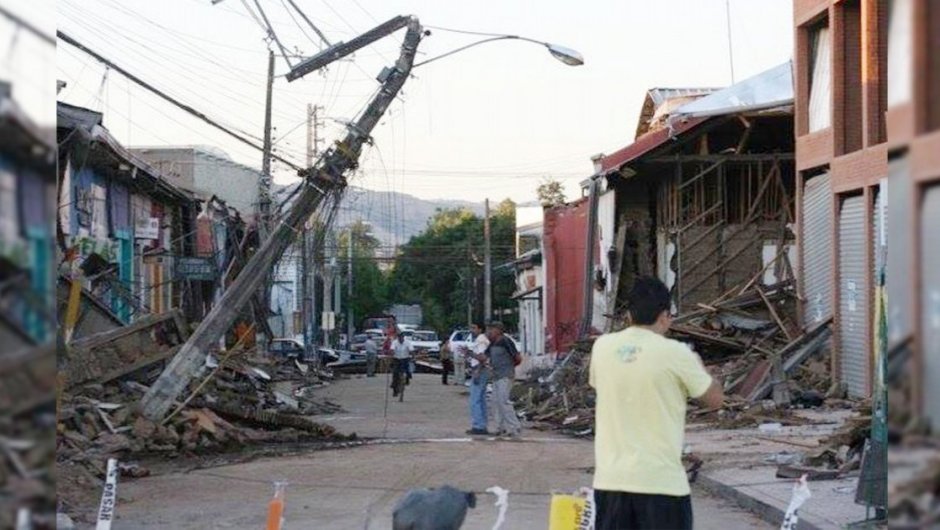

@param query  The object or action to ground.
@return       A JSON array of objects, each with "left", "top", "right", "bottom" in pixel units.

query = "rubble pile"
[
  {"left": 514, "top": 340, "right": 594, "bottom": 436},
  {"left": 1, "top": 345, "right": 56, "bottom": 529},
  {"left": 889, "top": 456, "right": 940, "bottom": 528},
  {"left": 56, "top": 358, "right": 347, "bottom": 462},
  {"left": 56, "top": 330, "right": 353, "bottom": 523},
  {"left": 762, "top": 402, "right": 873, "bottom": 481},
  {"left": 516, "top": 281, "right": 838, "bottom": 436},
  {"left": 1, "top": 412, "right": 56, "bottom": 529}
]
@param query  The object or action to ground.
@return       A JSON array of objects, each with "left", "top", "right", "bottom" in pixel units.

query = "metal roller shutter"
[
  {"left": 802, "top": 173, "right": 834, "bottom": 326},
  {"left": 887, "top": 158, "right": 912, "bottom": 346},
  {"left": 922, "top": 185, "right": 940, "bottom": 427},
  {"left": 839, "top": 195, "right": 869, "bottom": 398}
]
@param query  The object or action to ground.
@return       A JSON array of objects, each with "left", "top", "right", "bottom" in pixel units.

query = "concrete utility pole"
[
  {"left": 347, "top": 228, "right": 354, "bottom": 345},
  {"left": 302, "top": 103, "right": 324, "bottom": 357},
  {"left": 260, "top": 49, "right": 275, "bottom": 237},
  {"left": 140, "top": 17, "right": 425, "bottom": 420},
  {"left": 322, "top": 249, "right": 333, "bottom": 349},
  {"left": 300, "top": 226, "right": 312, "bottom": 357},
  {"left": 579, "top": 177, "right": 600, "bottom": 339},
  {"left": 484, "top": 198, "right": 492, "bottom": 323},
  {"left": 257, "top": 49, "right": 276, "bottom": 352},
  {"left": 306, "top": 104, "right": 324, "bottom": 167}
]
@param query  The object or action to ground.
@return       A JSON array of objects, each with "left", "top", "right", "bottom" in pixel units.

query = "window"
[
  {"left": 809, "top": 24, "right": 832, "bottom": 132},
  {"left": 888, "top": 0, "right": 913, "bottom": 107}
]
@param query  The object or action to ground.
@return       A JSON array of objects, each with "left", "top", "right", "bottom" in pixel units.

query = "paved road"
[{"left": 113, "top": 374, "right": 770, "bottom": 529}]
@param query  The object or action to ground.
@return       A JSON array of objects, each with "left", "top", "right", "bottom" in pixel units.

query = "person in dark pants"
[
  {"left": 589, "top": 278, "right": 725, "bottom": 530},
  {"left": 440, "top": 340, "right": 454, "bottom": 385}
]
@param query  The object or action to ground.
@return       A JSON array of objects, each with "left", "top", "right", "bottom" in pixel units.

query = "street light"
[
  {"left": 287, "top": 17, "right": 584, "bottom": 82},
  {"left": 413, "top": 34, "right": 584, "bottom": 68}
]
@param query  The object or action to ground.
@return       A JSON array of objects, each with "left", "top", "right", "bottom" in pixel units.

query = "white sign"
[
  {"left": 135, "top": 217, "right": 159, "bottom": 240},
  {"left": 321, "top": 311, "right": 335, "bottom": 331},
  {"left": 96, "top": 458, "right": 119, "bottom": 530},
  {"left": 846, "top": 281, "right": 858, "bottom": 312}
]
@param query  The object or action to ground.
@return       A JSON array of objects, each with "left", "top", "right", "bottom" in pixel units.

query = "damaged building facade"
[
  {"left": 537, "top": 64, "right": 801, "bottom": 362},
  {"left": 57, "top": 103, "right": 199, "bottom": 335},
  {"left": 794, "top": 0, "right": 940, "bottom": 423},
  {"left": 0, "top": 87, "right": 56, "bottom": 349}
]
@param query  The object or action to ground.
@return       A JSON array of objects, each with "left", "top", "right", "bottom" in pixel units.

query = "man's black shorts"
[{"left": 594, "top": 489, "right": 692, "bottom": 530}]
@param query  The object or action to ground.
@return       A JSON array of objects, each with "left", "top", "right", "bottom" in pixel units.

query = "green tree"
[
  {"left": 338, "top": 220, "right": 388, "bottom": 329},
  {"left": 386, "top": 202, "right": 518, "bottom": 335},
  {"left": 536, "top": 178, "right": 567, "bottom": 207}
]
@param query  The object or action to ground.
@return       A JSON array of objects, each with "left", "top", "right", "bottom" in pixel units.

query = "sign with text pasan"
[{"left": 176, "top": 257, "right": 217, "bottom": 281}]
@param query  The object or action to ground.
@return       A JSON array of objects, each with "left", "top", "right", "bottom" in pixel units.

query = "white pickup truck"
[{"left": 404, "top": 329, "right": 442, "bottom": 357}]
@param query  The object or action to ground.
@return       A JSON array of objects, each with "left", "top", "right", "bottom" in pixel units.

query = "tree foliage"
[
  {"left": 386, "top": 201, "right": 517, "bottom": 335},
  {"left": 536, "top": 178, "right": 567, "bottom": 207},
  {"left": 338, "top": 220, "right": 388, "bottom": 329}
]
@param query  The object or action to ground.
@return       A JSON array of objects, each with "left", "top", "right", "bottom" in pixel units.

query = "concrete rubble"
[{"left": 55, "top": 316, "right": 355, "bottom": 524}]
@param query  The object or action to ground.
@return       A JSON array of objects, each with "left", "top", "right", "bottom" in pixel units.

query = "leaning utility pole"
[
  {"left": 141, "top": 16, "right": 425, "bottom": 420},
  {"left": 483, "top": 198, "right": 492, "bottom": 322}
]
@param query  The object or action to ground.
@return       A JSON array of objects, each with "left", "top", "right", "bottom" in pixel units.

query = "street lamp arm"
[
  {"left": 414, "top": 35, "right": 521, "bottom": 68},
  {"left": 414, "top": 34, "right": 583, "bottom": 68}
]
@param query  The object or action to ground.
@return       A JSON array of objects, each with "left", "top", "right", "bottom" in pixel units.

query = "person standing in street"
[
  {"left": 391, "top": 332, "right": 414, "bottom": 397},
  {"left": 464, "top": 322, "right": 490, "bottom": 435},
  {"left": 364, "top": 336, "right": 378, "bottom": 377},
  {"left": 484, "top": 321, "right": 522, "bottom": 439},
  {"left": 452, "top": 336, "right": 466, "bottom": 386},
  {"left": 589, "top": 277, "right": 724, "bottom": 530},
  {"left": 440, "top": 340, "right": 454, "bottom": 385}
]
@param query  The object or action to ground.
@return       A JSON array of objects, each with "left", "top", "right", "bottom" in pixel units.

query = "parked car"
[
  {"left": 268, "top": 338, "right": 304, "bottom": 359},
  {"left": 349, "top": 333, "right": 370, "bottom": 352},
  {"left": 447, "top": 329, "right": 474, "bottom": 355},
  {"left": 409, "top": 330, "right": 442, "bottom": 357}
]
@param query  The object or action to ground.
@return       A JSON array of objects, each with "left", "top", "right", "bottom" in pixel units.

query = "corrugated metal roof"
[
  {"left": 671, "top": 61, "right": 794, "bottom": 118},
  {"left": 635, "top": 87, "right": 720, "bottom": 138},
  {"left": 601, "top": 116, "right": 709, "bottom": 175}
]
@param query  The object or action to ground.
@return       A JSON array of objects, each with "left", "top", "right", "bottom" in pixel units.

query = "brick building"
[{"left": 792, "top": 0, "right": 939, "bottom": 408}]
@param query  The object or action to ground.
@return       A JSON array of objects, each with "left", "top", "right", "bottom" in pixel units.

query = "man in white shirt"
[
  {"left": 391, "top": 332, "right": 414, "bottom": 397},
  {"left": 465, "top": 323, "right": 491, "bottom": 435}
]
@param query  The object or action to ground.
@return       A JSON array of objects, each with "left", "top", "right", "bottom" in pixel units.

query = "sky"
[{"left": 48, "top": 0, "right": 793, "bottom": 204}]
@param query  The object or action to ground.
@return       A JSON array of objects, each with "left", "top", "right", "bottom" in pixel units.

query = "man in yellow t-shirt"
[{"left": 589, "top": 277, "right": 724, "bottom": 530}]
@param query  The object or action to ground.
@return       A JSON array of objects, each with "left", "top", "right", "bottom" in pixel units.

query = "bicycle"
[{"left": 391, "top": 358, "right": 410, "bottom": 402}]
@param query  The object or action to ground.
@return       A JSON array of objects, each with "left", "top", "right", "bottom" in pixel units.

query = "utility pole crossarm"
[
  {"left": 140, "top": 17, "right": 425, "bottom": 420},
  {"left": 286, "top": 15, "right": 416, "bottom": 82}
]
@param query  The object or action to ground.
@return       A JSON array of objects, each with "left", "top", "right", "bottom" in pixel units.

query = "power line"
[
  {"left": 283, "top": 0, "right": 332, "bottom": 48},
  {"left": 0, "top": 4, "right": 54, "bottom": 45},
  {"left": 57, "top": 30, "right": 304, "bottom": 172}
]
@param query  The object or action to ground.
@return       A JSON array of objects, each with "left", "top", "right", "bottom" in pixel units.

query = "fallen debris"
[{"left": 56, "top": 330, "right": 352, "bottom": 524}]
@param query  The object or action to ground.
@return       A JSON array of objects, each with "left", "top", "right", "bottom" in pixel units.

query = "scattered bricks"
[{"left": 132, "top": 417, "right": 157, "bottom": 440}]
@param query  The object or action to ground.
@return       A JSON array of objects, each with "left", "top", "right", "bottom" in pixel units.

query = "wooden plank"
[
  {"left": 70, "top": 309, "right": 183, "bottom": 352},
  {"left": 757, "top": 286, "right": 794, "bottom": 341},
  {"left": 88, "top": 345, "right": 182, "bottom": 387}
]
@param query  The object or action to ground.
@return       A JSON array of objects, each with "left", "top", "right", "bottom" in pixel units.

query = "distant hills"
[
  {"left": 333, "top": 187, "right": 485, "bottom": 246},
  {"left": 273, "top": 184, "right": 538, "bottom": 248}
]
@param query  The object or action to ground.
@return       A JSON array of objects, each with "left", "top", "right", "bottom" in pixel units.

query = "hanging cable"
[
  {"left": 251, "top": 0, "right": 294, "bottom": 68},
  {"left": 283, "top": 0, "right": 332, "bottom": 48}
]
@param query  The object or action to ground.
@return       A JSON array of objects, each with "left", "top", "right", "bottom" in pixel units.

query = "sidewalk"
[{"left": 688, "top": 410, "right": 872, "bottom": 530}]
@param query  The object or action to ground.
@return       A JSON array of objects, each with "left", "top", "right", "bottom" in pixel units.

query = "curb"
[{"left": 696, "top": 473, "right": 826, "bottom": 530}]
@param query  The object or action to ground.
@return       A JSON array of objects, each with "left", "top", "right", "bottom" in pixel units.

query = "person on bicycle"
[{"left": 391, "top": 332, "right": 414, "bottom": 397}]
